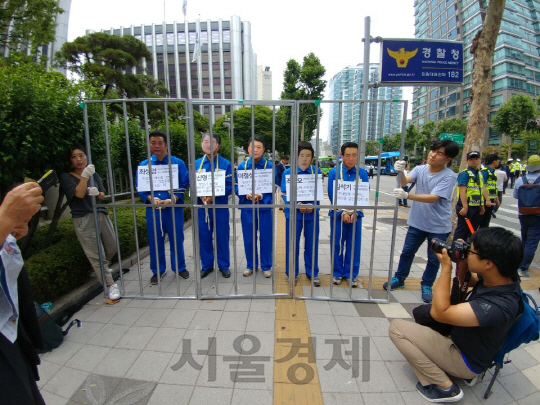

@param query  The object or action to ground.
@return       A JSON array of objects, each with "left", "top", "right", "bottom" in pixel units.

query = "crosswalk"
[{"left": 489, "top": 203, "right": 520, "bottom": 235}]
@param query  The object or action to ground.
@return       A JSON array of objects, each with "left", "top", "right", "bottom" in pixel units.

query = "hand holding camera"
[{"left": 430, "top": 238, "right": 471, "bottom": 263}]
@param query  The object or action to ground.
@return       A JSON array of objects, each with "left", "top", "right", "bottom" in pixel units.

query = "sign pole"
[{"left": 359, "top": 16, "right": 371, "bottom": 168}]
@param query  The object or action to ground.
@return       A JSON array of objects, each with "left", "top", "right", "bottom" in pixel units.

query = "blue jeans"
[
  {"left": 394, "top": 226, "right": 450, "bottom": 287},
  {"left": 519, "top": 215, "right": 540, "bottom": 271}
]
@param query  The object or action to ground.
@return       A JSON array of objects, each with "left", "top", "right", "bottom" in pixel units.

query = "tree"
[
  {"left": 55, "top": 32, "right": 153, "bottom": 98},
  {"left": 381, "top": 134, "right": 401, "bottom": 152},
  {"left": 492, "top": 94, "right": 537, "bottom": 159},
  {"left": 418, "top": 120, "right": 437, "bottom": 159},
  {"left": 279, "top": 53, "right": 327, "bottom": 145},
  {"left": 404, "top": 124, "right": 420, "bottom": 154},
  {"left": 0, "top": 0, "right": 62, "bottom": 55},
  {"left": 436, "top": 118, "right": 468, "bottom": 138},
  {"left": 365, "top": 140, "right": 380, "bottom": 156},
  {"left": 460, "top": 0, "right": 506, "bottom": 170},
  {"left": 0, "top": 61, "right": 102, "bottom": 199}
]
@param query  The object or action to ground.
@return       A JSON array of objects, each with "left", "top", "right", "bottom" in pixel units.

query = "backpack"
[
  {"left": 517, "top": 174, "right": 540, "bottom": 214},
  {"left": 34, "top": 302, "right": 81, "bottom": 353},
  {"left": 493, "top": 291, "right": 540, "bottom": 365}
]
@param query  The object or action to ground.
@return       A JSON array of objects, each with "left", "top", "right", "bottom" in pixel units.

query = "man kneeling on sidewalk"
[{"left": 389, "top": 227, "right": 523, "bottom": 403}]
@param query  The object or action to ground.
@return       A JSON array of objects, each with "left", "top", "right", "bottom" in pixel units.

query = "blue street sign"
[{"left": 380, "top": 39, "right": 463, "bottom": 85}]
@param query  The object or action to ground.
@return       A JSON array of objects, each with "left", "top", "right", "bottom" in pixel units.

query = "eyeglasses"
[{"left": 468, "top": 250, "right": 481, "bottom": 257}]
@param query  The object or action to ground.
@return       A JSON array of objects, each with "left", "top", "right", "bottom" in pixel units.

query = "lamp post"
[{"left": 222, "top": 116, "right": 231, "bottom": 137}]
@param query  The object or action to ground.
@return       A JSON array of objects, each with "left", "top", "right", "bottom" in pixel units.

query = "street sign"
[
  {"left": 440, "top": 133, "right": 464, "bottom": 146},
  {"left": 380, "top": 39, "right": 463, "bottom": 86}
]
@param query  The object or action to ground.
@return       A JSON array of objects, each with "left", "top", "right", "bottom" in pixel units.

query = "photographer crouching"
[{"left": 389, "top": 227, "right": 523, "bottom": 403}]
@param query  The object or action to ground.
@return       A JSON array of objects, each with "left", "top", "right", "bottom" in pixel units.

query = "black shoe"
[
  {"left": 491, "top": 212, "right": 497, "bottom": 218},
  {"left": 122, "top": 268, "right": 130, "bottom": 274},
  {"left": 415, "top": 382, "right": 463, "bottom": 403},
  {"left": 178, "top": 270, "right": 189, "bottom": 279},
  {"left": 150, "top": 272, "right": 165, "bottom": 285},
  {"left": 220, "top": 269, "right": 231, "bottom": 278},
  {"left": 201, "top": 268, "right": 214, "bottom": 279}
]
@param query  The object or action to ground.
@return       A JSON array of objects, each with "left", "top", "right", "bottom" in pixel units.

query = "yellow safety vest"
[
  {"left": 457, "top": 168, "right": 484, "bottom": 207},
  {"left": 482, "top": 167, "right": 498, "bottom": 200}
]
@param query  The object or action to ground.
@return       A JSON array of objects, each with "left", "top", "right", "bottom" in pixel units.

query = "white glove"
[
  {"left": 393, "top": 188, "right": 408, "bottom": 200},
  {"left": 394, "top": 160, "right": 406, "bottom": 172},
  {"left": 87, "top": 187, "right": 99, "bottom": 196},
  {"left": 81, "top": 164, "right": 95, "bottom": 179}
]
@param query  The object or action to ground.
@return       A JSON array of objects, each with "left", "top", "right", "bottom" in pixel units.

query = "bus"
[
  {"left": 318, "top": 156, "right": 335, "bottom": 176},
  {"left": 365, "top": 151, "right": 408, "bottom": 175}
]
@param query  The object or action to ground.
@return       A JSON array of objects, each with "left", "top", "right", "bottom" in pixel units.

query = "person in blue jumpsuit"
[
  {"left": 137, "top": 131, "right": 190, "bottom": 285},
  {"left": 327, "top": 142, "right": 369, "bottom": 288},
  {"left": 195, "top": 133, "right": 233, "bottom": 279},
  {"left": 281, "top": 141, "right": 322, "bottom": 286},
  {"left": 236, "top": 136, "right": 273, "bottom": 278}
]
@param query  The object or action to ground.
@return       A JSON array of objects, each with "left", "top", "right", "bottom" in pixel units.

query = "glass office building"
[
  {"left": 102, "top": 16, "right": 257, "bottom": 121},
  {"left": 328, "top": 64, "right": 403, "bottom": 155},
  {"left": 411, "top": 0, "right": 540, "bottom": 145}
]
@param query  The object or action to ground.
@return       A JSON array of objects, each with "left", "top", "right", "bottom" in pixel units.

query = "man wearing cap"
[
  {"left": 513, "top": 154, "right": 540, "bottom": 278},
  {"left": 479, "top": 154, "right": 500, "bottom": 228},
  {"left": 453, "top": 151, "right": 486, "bottom": 241}
]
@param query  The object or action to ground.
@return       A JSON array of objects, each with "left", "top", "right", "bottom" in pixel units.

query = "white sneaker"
[
  {"left": 243, "top": 269, "right": 253, "bottom": 277},
  {"left": 108, "top": 284, "right": 121, "bottom": 300},
  {"left": 333, "top": 276, "right": 342, "bottom": 285},
  {"left": 263, "top": 270, "right": 272, "bottom": 278}
]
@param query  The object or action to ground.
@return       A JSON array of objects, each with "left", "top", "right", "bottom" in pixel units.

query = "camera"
[{"left": 430, "top": 238, "right": 471, "bottom": 262}]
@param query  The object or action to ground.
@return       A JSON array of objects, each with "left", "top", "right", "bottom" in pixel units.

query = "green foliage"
[
  {"left": 55, "top": 32, "right": 154, "bottom": 98},
  {"left": 279, "top": 53, "right": 327, "bottom": 147},
  {"left": 365, "top": 141, "right": 380, "bottom": 156},
  {"left": 435, "top": 118, "right": 468, "bottom": 138},
  {"left": 0, "top": 0, "right": 62, "bottom": 55},
  {"left": 492, "top": 94, "right": 537, "bottom": 140},
  {"left": 24, "top": 208, "right": 149, "bottom": 303},
  {"left": 0, "top": 61, "right": 103, "bottom": 197},
  {"left": 381, "top": 134, "right": 401, "bottom": 152},
  {"left": 218, "top": 106, "right": 276, "bottom": 152}
]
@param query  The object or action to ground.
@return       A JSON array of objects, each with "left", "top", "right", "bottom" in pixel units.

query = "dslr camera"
[{"left": 430, "top": 238, "right": 471, "bottom": 262}]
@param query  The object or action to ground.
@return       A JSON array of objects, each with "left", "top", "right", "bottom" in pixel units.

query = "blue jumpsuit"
[
  {"left": 137, "top": 155, "right": 189, "bottom": 276},
  {"left": 281, "top": 165, "right": 321, "bottom": 278},
  {"left": 327, "top": 164, "right": 369, "bottom": 280},
  {"left": 195, "top": 154, "right": 233, "bottom": 271},
  {"left": 235, "top": 158, "right": 273, "bottom": 271}
]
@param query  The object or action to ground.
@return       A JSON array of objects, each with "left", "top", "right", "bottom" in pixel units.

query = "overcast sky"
[{"left": 68, "top": 0, "right": 416, "bottom": 138}]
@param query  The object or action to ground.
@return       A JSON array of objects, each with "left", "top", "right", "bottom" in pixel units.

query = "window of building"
[
  {"left": 490, "top": 94, "right": 503, "bottom": 107},
  {"left": 155, "top": 33, "right": 163, "bottom": 46},
  {"left": 212, "top": 30, "right": 220, "bottom": 43},
  {"left": 189, "top": 32, "right": 197, "bottom": 44},
  {"left": 201, "top": 31, "right": 208, "bottom": 44},
  {"left": 177, "top": 32, "right": 186, "bottom": 44},
  {"left": 430, "top": 101, "right": 437, "bottom": 111},
  {"left": 145, "top": 34, "right": 153, "bottom": 46},
  {"left": 429, "top": 112, "right": 437, "bottom": 121},
  {"left": 439, "top": 98, "right": 446, "bottom": 108},
  {"left": 166, "top": 33, "right": 174, "bottom": 45},
  {"left": 439, "top": 110, "right": 445, "bottom": 119},
  {"left": 135, "top": 34, "right": 142, "bottom": 41},
  {"left": 430, "top": 88, "right": 438, "bottom": 98},
  {"left": 446, "top": 106, "right": 456, "bottom": 117},
  {"left": 223, "top": 30, "right": 230, "bottom": 43}
]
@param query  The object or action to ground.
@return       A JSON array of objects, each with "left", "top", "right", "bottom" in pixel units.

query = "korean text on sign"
[
  {"left": 285, "top": 174, "right": 324, "bottom": 201},
  {"left": 237, "top": 169, "right": 273, "bottom": 195},
  {"left": 335, "top": 181, "right": 369, "bottom": 206},
  {"left": 137, "top": 165, "right": 179, "bottom": 192},
  {"left": 196, "top": 171, "right": 226, "bottom": 197}
]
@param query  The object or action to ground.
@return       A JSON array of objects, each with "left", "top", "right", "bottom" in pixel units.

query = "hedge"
[{"left": 25, "top": 207, "right": 148, "bottom": 303}]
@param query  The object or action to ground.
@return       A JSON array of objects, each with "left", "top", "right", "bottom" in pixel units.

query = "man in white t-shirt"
[
  {"left": 385, "top": 140, "right": 459, "bottom": 303},
  {"left": 493, "top": 163, "right": 508, "bottom": 217}
]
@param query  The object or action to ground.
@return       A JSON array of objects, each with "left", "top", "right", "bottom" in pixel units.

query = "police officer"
[
  {"left": 454, "top": 151, "right": 485, "bottom": 241},
  {"left": 479, "top": 153, "right": 500, "bottom": 228}
]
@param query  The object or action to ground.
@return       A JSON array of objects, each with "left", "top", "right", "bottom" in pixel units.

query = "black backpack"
[{"left": 34, "top": 302, "right": 81, "bottom": 353}]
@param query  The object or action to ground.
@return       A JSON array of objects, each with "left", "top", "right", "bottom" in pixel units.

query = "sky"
[{"left": 67, "top": 0, "right": 416, "bottom": 139}]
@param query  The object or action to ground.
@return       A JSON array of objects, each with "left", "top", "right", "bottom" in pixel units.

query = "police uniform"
[
  {"left": 137, "top": 154, "right": 189, "bottom": 276},
  {"left": 195, "top": 154, "right": 233, "bottom": 273},
  {"left": 235, "top": 157, "right": 273, "bottom": 272},
  {"left": 281, "top": 165, "right": 321, "bottom": 278},
  {"left": 479, "top": 165, "right": 498, "bottom": 228},
  {"left": 327, "top": 163, "right": 369, "bottom": 280},
  {"left": 454, "top": 166, "right": 484, "bottom": 241},
  {"left": 510, "top": 161, "right": 520, "bottom": 188}
]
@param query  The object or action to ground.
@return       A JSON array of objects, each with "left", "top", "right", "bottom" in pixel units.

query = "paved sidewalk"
[{"left": 37, "top": 201, "right": 540, "bottom": 404}]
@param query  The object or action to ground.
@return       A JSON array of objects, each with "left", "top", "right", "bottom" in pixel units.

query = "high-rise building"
[
  {"left": 102, "top": 16, "right": 257, "bottom": 121},
  {"left": 411, "top": 0, "right": 540, "bottom": 146},
  {"left": 328, "top": 64, "right": 404, "bottom": 155},
  {"left": 257, "top": 66, "right": 272, "bottom": 100}
]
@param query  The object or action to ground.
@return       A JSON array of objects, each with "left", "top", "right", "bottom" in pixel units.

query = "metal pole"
[{"left": 359, "top": 16, "right": 371, "bottom": 168}]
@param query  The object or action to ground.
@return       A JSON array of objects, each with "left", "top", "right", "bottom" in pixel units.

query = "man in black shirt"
[{"left": 389, "top": 227, "right": 523, "bottom": 403}]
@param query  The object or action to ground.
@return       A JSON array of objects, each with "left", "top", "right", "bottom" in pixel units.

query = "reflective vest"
[
  {"left": 482, "top": 167, "right": 498, "bottom": 200},
  {"left": 457, "top": 168, "right": 484, "bottom": 207},
  {"left": 511, "top": 162, "right": 521, "bottom": 173}
]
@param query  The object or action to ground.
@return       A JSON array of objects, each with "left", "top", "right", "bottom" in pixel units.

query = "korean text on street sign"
[
  {"left": 196, "top": 171, "right": 226, "bottom": 197},
  {"left": 439, "top": 133, "right": 464, "bottom": 146},
  {"left": 137, "top": 165, "right": 179, "bottom": 191},
  {"left": 380, "top": 39, "right": 463, "bottom": 85},
  {"left": 285, "top": 174, "right": 324, "bottom": 201},
  {"left": 336, "top": 181, "right": 369, "bottom": 206},
  {"left": 237, "top": 169, "right": 273, "bottom": 195}
]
